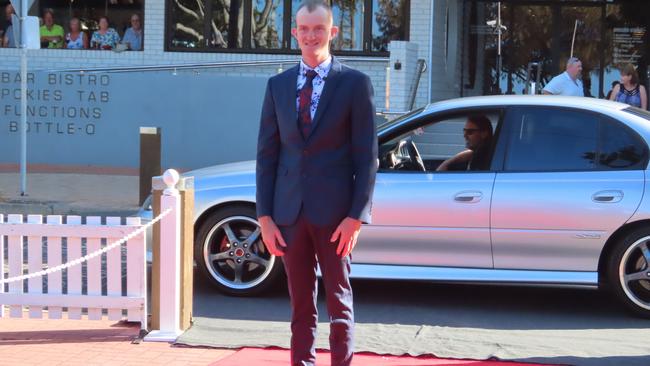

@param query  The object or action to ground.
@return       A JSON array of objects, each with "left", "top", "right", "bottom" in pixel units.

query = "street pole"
[
  {"left": 496, "top": 2, "right": 502, "bottom": 94},
  {"left": 570, "top": 20, "right": 578, "bottom": 59},
  {"left": 20, "top": 0, "right": 27, "bottom": 195}
]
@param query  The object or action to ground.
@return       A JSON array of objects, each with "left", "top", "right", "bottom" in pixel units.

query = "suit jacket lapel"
[
  {"left": 306, "top": 57, "right": 342, "bottom": 141},
  {"left": 281, "top": 64, "right": 300, "bottom": 137}
]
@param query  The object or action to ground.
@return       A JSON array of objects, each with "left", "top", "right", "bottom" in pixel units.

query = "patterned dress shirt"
[{"left": 296, "top": 56, "right": 332, "bottom": 120}]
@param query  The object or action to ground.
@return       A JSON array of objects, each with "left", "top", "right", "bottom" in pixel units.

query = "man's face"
[
  {"left": 291, "top": 6, "right": 338, "bottom": 59},
  {"left": 5, "top": 4, "right": 13, "bottom": 19},
  {"left": 567, "top": 61, "right": 582, "bottom": 79},
  {"left": 131, "top": 15, "right": 141, "bottom": 30},
  {"left": 44, "top": 12, "right": 53, "bottom": 27},
  {"left": 463, "top": 121, "right": 488, "bottom": 150}
]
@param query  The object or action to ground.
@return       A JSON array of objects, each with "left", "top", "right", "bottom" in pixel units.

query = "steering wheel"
[
  {"left": 404, "top": 140, "right": 426, "bottom": 172},
  {"left": 388, "top": 140, "right": 426, "bottom": 172}
]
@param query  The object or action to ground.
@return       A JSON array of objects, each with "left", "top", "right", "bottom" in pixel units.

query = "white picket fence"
[
  {"left": 0, "top": 169, "right": 183, "bottom": 340},
  {"left": 0, "top": 214, "right": 148, "bottom": 325}
]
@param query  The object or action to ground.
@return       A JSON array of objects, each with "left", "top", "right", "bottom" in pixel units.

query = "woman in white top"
[{"left": 64, "top": 17, "right": 88, "bottom": 49}]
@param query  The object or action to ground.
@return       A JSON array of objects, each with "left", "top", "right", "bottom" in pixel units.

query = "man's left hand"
[{"left": 330, "top": 217, "right": 362, "bottom": 257}]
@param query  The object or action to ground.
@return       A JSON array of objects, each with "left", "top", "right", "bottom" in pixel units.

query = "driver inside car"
[{"left": 436, "top": 115, "right": 493, "bottom": 171}]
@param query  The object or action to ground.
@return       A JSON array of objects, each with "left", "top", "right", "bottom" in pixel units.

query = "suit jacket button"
[
  {"left": 301, "top": 173, "right": 307, "bottom": 178},
  {"left": 303, "top": 150, "right": 307, "bottom": 155}
]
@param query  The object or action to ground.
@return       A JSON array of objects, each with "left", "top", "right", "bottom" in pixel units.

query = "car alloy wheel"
[
  {"left": 195, "top": 205, "right": 282, "bottom": 296},
  {"left": 608, "top": 228, "right": 650, "bottom": 318},
  {"left": 618, "top": 236, "right": 650, "bottom": 310}
]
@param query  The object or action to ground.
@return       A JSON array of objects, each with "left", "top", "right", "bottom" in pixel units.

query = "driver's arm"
[{"left": 436, "top": 149, "right": 473, "bottom": 171}]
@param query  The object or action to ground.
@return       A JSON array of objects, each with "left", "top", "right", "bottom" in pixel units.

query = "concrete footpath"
[{"left": 0, "top": 172, "right": 141, "bottom": 217}]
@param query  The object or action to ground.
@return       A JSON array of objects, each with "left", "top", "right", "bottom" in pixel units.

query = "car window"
[
  {"left": 378, "top": 112, "right": 500, "bottom": 173},
  {"left": 623, "top": 107, "right": 650, "bottom": 122},
  {"left": 599, "top": 119, "right": 647, "bottom": 169},
  {"left": 504, "top": 108, "right": 598, "bottom": 171}
]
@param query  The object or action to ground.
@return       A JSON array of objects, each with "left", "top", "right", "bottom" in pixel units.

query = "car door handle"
[
  {"left": 454, "top": 191, "right": 483, "bottom": 203},
  {"left": 592, "top": 190, "right": 624, "bottom": 203}
]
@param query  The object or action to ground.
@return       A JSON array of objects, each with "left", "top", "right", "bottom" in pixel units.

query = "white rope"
[{"left": 0, "top": 208, "right": 172, "bottom": 285}]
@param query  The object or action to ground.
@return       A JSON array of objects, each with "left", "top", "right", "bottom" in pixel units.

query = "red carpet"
[{"left": 211, "top": 347, "right": 551, "bottom": 365}]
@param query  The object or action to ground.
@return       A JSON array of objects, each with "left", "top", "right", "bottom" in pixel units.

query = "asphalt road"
[{"left": 186, "top": 271, "right": 650, "bottom": 366}]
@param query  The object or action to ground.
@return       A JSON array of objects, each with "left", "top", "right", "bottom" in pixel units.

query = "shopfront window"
[
  {"left": 603, "top": 3, "right": 649, "bottom": 99},
  {"left": 331, "top": 0, "right": 364, "bottom": 51},
  {"left": 23, "top": 0, "right": 144, "bottom": 50},
  {"left": 167, "top": 0, "right": 409, "bottom": 54},
  {"left": 371, "top": 0, "right": 408, "bottom": 52},
  {"left": 251, "top": 0, "right": 284, "bottom": 49},
  {"left": 170, "top": 0, "right": 206, "bottom": 49},
  {"left": 461, "top": 0, "right": 649, "bottom": 102}
]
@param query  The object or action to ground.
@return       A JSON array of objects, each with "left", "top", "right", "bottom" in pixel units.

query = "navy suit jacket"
[{"left": 256, "top": 57, "right": 378, "bottom": 227}]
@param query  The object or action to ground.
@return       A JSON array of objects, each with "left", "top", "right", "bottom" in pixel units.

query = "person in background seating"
[
  {"left": 90, "top": 16, "right": 119, "bottom": 50},
  {"left": 121, "top": 13, "right": 143, "bottom": 50},
  {"left": 40, "top": 8, "right": 64, "bottom": 48},
  {"left": 1, "top": 3, "right": 15, "bottom": 48},
  {"left": 437, "top": 115, "right": 494, "bottom": 172},
  {"left": 64, "top": 17, "right": 88, "bottom": 49}
]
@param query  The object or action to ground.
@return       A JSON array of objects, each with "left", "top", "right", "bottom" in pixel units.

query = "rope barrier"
[{"left": 0, "top": 208, "right": 172, "bottom": 285}]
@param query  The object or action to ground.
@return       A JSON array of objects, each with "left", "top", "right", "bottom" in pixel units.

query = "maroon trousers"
[{"left": 279, "top": 211, "right": 354, "bottom": 366}]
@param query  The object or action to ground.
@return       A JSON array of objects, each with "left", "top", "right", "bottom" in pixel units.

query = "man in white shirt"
[{"left": 543, "top": 57, "right": 584, "bottom": 96}]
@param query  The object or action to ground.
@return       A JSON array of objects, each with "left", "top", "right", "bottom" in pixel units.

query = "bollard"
[
  {"left": 149, "top": 172, "right": 194, "bottom": 333},
  {"left": 139, "top": 127, "right": 162, "bottom": 206},
  {"left": 145, "top": 169, "right": 182, "bottom": 342}
]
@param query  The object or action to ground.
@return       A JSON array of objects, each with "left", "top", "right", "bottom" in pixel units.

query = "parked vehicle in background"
[{"left": 140, "top": 95, "right": 650, "bottom": 318}]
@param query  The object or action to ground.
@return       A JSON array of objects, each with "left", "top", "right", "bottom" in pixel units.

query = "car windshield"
[
  {"left": 624, "top": 107, "right": 650, "bottom": 122},
  {"left": 377, "top": 107, "right": 425, "bottom": 134}
]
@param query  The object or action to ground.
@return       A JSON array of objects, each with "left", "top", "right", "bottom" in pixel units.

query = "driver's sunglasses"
[{"left": 463, "top": 128, "right": 480, "bottom": 135}]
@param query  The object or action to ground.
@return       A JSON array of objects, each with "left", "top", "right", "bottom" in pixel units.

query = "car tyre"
[
  {"left": 195, "top": 204, "right": 283, "bottom": 296},
  {"left": 607, "top": 227, "right": 650, "bottom": 318}
]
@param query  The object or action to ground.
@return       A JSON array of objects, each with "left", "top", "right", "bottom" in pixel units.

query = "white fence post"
[
  {"left": 27, "top": 215, "right": 43, "bottom": 318},
  {"left": 8, "top": 214, "right": 23, "bottom": 318},
  {"left": 145, "top": 169, "right": 182, "bottom": 342}
]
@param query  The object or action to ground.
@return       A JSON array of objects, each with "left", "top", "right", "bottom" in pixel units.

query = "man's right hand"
[{"left": 258, "top": 215, "right": 287, "bottom": 256}]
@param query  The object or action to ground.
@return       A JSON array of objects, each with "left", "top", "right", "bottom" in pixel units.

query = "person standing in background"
[
  {"left": 606, "top": 81, "right": 620, "bottom": 100},
  {"left": 609, "top": 64, "right": 648, "bottom": 110},
  {"left": 543, "top": 57, "right": 584, "bottom": 96}
]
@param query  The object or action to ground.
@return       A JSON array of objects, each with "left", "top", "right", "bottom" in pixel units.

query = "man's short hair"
[
  {"left": 43, "top": 8, "right": 55, "bottom": 18},
  {"left": 296, "top": 0, "right": 333, "bottom": 19},
  {"left": 566, "top": 57, "right": 580, "bottom": 67},
  {"left": 467, "top": 115, "right": 493, "bottom": 138}
]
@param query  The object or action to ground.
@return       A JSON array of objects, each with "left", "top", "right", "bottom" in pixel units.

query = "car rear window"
[{"left": 624, "top": 107, "right": 650, "bottom": 121}]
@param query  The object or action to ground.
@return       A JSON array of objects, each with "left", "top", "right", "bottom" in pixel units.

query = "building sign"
[
  {"left": 612, "top": 27, "right": 646, "bottom": 65},
  {"left": 0, "top": 70, "right": 268, "bottom": 170},
  {"left": 2, "top": 72, "right": 109, "bottom": 136}
]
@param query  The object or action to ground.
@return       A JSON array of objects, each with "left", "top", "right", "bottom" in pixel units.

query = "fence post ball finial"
[{"left": 163, "top": 169, "right": 180, "bottom": 196}]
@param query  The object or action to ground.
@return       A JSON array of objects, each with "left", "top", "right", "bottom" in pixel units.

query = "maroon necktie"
[{"left": 298, "top": 70, "right": 318, "bottom": 138}]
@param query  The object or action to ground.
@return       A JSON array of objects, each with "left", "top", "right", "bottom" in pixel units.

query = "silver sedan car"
[{"left": 140, "top": 95, "right": 650, "bottom": 317}]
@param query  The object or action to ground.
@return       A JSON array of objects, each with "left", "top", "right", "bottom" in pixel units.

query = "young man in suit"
[{"left": 255, "top": 1, "right": 378, "bottom": 365}]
